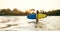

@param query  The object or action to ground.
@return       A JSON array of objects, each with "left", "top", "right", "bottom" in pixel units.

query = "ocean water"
[{"left": 0, "top": 16, "right": 60, "bottom": 31}]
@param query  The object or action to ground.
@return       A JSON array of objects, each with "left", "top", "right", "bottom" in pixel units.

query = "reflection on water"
[
  {"left": 0, "top": 16, "right": 60, "bottom": 31},
  {"left": 35, "top": 22, "right": 44, "bottom": 28}
]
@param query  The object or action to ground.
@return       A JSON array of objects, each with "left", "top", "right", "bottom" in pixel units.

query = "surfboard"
[
  {"left": 37, "top": 13, "right": 47, "bottom": 19},
  {"left": 27, "top": 14, "right": 36, "bottom": 19},
  {"left": 27, "top": 13, "right": 47, "bottom": 19}
]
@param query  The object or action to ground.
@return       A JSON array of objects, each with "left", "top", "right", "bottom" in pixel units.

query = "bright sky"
[{"left": 0, "top": 0, "right": 60, "bottom": 12}]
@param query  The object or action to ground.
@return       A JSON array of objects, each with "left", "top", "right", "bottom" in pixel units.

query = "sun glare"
[{"left": 0, "top": 0, "right": 60, "bottom": 12}]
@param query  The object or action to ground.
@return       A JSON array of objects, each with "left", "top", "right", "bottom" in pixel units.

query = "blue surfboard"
[{"left": 27, "top": 14, "right": 36, "bottom": 19}]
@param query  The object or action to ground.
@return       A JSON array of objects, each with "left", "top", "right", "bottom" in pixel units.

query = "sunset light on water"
[{"left": 0, "top": 0, "right": 60, "bottom": 31}]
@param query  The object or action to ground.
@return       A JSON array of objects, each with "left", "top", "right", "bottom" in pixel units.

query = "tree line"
[
  {"left": 0, "top": 8, "right": 30, "bottom": 16},
  {"left": 41, "top": 9, "right": 60, "bottom": 16},
  {"left": 0, "top": 8, "right": 60, "bottom": 16}
]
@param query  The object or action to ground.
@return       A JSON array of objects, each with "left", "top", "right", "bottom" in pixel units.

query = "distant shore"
[{"left": 0, "top": 8, "right": 60, "bottom": 16}]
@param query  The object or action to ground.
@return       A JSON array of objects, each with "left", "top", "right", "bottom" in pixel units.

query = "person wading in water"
[{"left": 36, "top": 10, "right": 39, "bottom": 24}]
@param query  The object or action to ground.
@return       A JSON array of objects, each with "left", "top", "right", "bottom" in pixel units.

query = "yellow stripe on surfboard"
[{"left": 37, "top": 13, "right": 47, "bottom": 19}]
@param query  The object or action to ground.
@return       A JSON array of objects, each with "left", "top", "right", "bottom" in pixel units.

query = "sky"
[{"left": 0, "top": 0, "right": 60, "bottom": 12}]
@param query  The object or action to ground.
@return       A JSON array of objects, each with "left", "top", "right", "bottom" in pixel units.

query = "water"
[{"left": 0, "top": 16, "right": 60, "bottom": 31}]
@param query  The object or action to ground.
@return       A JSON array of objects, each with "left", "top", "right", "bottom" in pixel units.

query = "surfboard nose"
[{"left": 27, "top": 14, "right": 36, "bottom": 19}]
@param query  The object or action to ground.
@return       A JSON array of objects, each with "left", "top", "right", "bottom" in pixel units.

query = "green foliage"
[
  {"left": 41, "top": 9, "right": 60, "bottom": 16},
  {"left": 0, "top": 8, "right": 32, "bottom": 16},
  {"left": 0, "top": 8, "right": 60, "bottom": 16}
]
